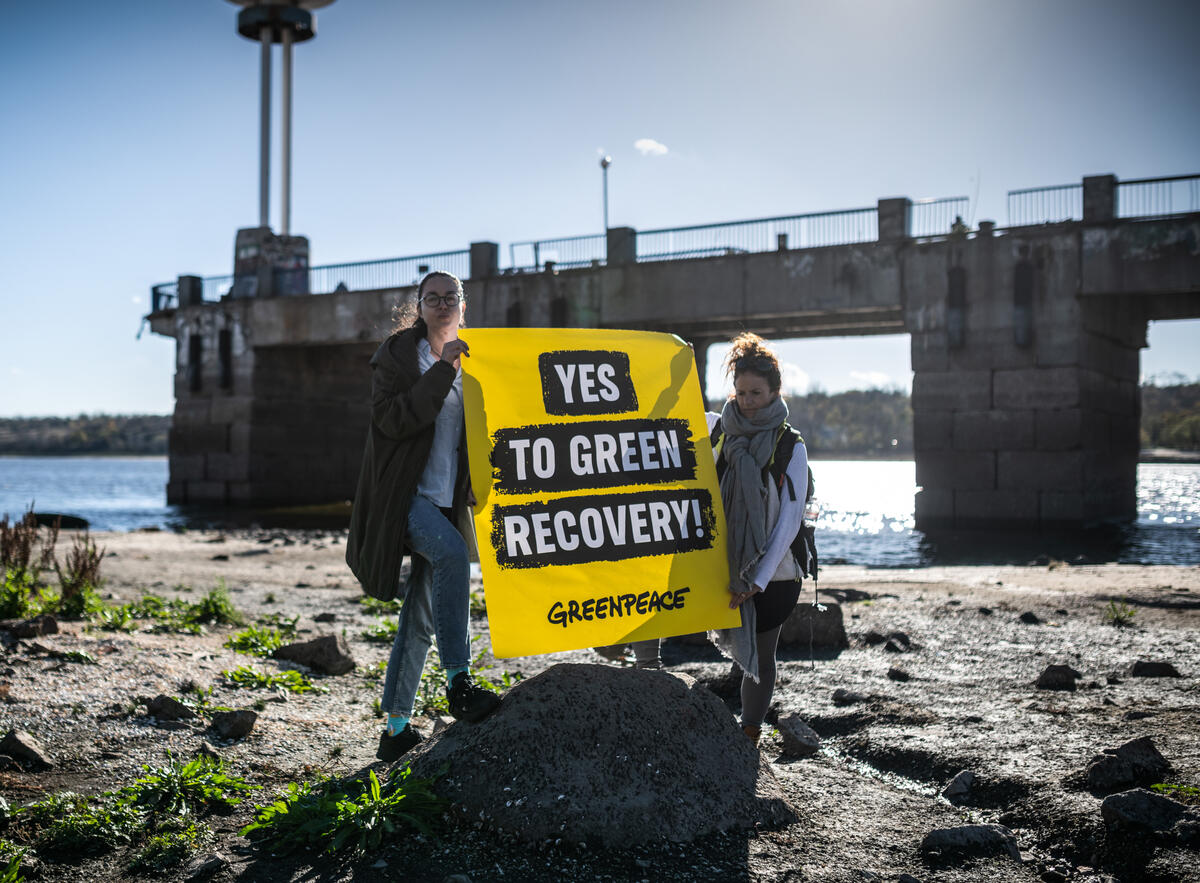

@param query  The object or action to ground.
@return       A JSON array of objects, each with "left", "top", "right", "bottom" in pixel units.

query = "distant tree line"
[
  {"left": 1141, "top": 383, "right": 1200, "bottom": 451},
  {"left": 0, "top": 382, "right": 1196, "bottom": 457},
  {"left": 0, "top": 415, "right": 169, "bottom": 455}
]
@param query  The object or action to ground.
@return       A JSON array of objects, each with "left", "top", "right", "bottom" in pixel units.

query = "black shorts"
[{"left": 752, "top": 579, "right": 803, "bottom": 633}]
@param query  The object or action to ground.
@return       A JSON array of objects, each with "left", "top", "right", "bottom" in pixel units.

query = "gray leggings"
[{"left": 740, "top": 624, "right": 783, "bottom": 728}]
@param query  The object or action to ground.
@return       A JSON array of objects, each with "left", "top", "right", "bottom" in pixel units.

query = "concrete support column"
[
  {"left": 607, "top": 227, "right": 637, "bottom": 266},
  {"left": 1083, "top": 175, "right": 1117, "bottom": 223},
  {"left": 877, "top": 198, "right": 912, "bottom": 241},
  {"left": 469, "top": 241, "right": 498, "bottom": 280}
]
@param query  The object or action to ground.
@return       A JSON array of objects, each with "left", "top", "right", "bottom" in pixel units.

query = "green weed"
[
  {"left": 15, "top": 791, "right": 142, "bottom": 858},
  {"left": 221, "top": 665, "right": 327, "bottom": 694},
  {"left": 255, "top": 611, "right": 299, "bottom": 632},
  {"left": 1103, "top": 599, "right": 1137, "bottom": 627},
  {"left": 224, "top": 624, "right": 291, "bottom": 657},
  {"left": 189, "top": 581, "right": 244, "bottom": 626},
  {"left": 359, "top": 660, "right": 387, "bottom": 681},
  {"left": 0, "top": 570, "right": 46, "bottom": 619},
  {"left": 240, "top": 766, "right": 444, "bottom": 856},
  {"left": 119, "top": 754, "right": 256, "bottom": 816},
  {"left": 469, "top": 587, "right": 487, "bottom": 616},
  {"left": 360, "top": 617, "right": 398, "bottom": 644},
  {"left": 127, "top": 817, "right": 212, "bottom": 872},
  {"left": 1151, "top": 783, "right": 1200, "bottom": 805},
  {"left": 355, "top": 595, "right": 402, "bottom": 616}
]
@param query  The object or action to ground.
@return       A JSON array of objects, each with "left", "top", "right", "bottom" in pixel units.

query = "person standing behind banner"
[
  {"left": 346, "top": 270, "right": 500, "bottom": 762},
  {"left": 708, "top": 332, "right": 809, "bottom": 746}
]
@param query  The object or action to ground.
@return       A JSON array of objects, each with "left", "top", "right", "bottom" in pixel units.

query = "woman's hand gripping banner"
[{"left": 461, "top": 328, "right": 738, "bottom": 657}]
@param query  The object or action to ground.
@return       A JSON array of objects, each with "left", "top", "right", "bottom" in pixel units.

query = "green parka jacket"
[{"left": 345, "top": 328, "right": 472, "bottom": 601}]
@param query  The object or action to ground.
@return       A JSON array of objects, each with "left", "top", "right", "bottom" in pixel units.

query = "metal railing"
[
  {"left": 508, "top": 234, "right": 606, "bottom": 273},
  {"left": 151, "top": 282, "right": 179, "bottom": 312},
  {"left": 636, "top": 207, "right": 878, "bottom": 262},
  {"left": 910, "top": 196, "right": 970, "bottom": 237},
  {"left": 1007, "top": 183, "right": 1083, "bottom": 226},
  {"left": 307, "top": 250, "right": 470, "bottom": 294},
  {"left": 149, "top": 250, "right": 469, "bottom": 309},
  {"left": 1117, "top": 174, "right": 1200, "bottom": 218}
]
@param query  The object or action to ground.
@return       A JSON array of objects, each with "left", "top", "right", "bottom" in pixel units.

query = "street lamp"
[{"left": 600, "top": 155, "right": 612, "bottom": 235}]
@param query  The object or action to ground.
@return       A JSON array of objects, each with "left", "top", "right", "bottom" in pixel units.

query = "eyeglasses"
[{"left": 421, "top": 292, "right": 462, "bottom": 308}]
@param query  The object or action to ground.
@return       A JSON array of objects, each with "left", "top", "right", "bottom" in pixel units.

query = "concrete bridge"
[{"left": 146, "top": 173, "right": 1200, "bottom": 529}]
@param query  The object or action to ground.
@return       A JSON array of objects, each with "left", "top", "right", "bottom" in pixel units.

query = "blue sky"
[{"left": 1, "top": 0, "right": 1198, "bottom": 415}]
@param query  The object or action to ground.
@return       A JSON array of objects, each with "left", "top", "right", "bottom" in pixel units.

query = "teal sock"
[
  {"left": 386, "top": 714, "right": 410, "bottom": 737},
  {"left": 445, "top": 666, "right": 468, "bottom": 686}
]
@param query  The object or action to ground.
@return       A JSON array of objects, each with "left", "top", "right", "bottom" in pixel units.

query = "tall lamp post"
[{"left": 600, "top": 154, "right": 612, "bottom": 234}]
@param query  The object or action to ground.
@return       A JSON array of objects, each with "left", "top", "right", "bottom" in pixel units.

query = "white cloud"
[
  {"left": 10, "top": 367, "right": 24, "bottom": 376},
  {"left": 633, "top": 138, "right": 669, "bottom": 157},
  {"left": 131, "top": 296, "right": 143, "bottom": 305},
  {"left": 849, "top": 370, "right": 895, "bottom": 389},
  {"left": 781, "top": 361, "right": 810, "bottom": 395}
]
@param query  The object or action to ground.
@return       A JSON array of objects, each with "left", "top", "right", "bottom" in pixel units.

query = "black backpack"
[{"left": 710, "top": 419, "right": 818, "bottom": 581}]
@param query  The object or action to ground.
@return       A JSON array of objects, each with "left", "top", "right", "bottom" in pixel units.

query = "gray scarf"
[
  {"left": 719, "top": 394, "right": 789, "bottom": 594},
  {"left": 708, "top": 394, "right": 788, "bottom": 682}
]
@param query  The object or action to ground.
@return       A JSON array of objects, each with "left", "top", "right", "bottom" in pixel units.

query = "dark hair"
[
  {"left": 724, "top": 331, "right": 781, "bottom": 393},
  {"left": 391, "top": 270, "right": 465, "bottom": 337}
]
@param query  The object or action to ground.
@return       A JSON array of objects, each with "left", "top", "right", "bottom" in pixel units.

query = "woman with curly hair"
[{"left": 708, "top": 332, "right": 809, "bottom": 745}]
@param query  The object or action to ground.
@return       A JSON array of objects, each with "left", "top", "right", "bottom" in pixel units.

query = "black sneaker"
[
  {"left": 376, "top": 724, "right": 421, "bottom": 762},
  {"left": 446, "top": 672, "right": 500, "bottom": 723}
]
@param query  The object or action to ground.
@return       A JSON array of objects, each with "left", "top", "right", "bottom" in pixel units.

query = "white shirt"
[{"left": 415, "top": 338, "right": 464, "bottom": 508}]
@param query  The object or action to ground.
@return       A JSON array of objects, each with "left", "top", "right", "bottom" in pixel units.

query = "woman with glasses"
[
  {"left": 708, "top": 332, "right": 809, "bottom": 746},
  {"left": 347, "top": 270, "right": 499, "bottom": 762}
]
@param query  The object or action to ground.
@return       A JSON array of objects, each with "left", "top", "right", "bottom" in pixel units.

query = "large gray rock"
[
  {"left": 0, "top": 730, "right": 52, "bottom": 770},
  {"left": 273, "top": 634, "right": 355, "bottom": 675},
  {"left": 1101, "top": 788, "right": 1190, "bottom": 833},
  {"left": 920, "top": 824, "right": 1020, "bottom": 860},
  {"left": 779, "top": 601, "right": 849, "bottom": 649},
  {"left": 0, "top": 615, "right": 58, "bottom": 638},
  {"left": 405, "top": 663, "right": 797, "bottom": 847},
  {"left": 1085, "top": 736, "right": 1171, "bottom": 792}
]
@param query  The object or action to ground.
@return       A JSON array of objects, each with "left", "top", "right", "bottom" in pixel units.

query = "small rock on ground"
[
  {"left": 779, "top": 601, "right": 849, "bottom": 649},
  {"left": 776, "top": 713, "right": 821, "bottom": 757},
  {"left": 1085, "top": 736, "right": 1171, "bottom": 792},
  {"left": 146, "top": 694, "right": 196, "bottom": 721},
  {"left": 272, "top": 634, "right": 355, "bottom": 675},
  {"left": 1036, "top": 664, "right": 1081, "bottom": 691},
  {"left": 1101, "top": 788, "right": 1193, "bottom": 834},
  {"left": 210, "top": 710, "right": 258, "bottom": 741},
  {"left": 941, "top": 770, "right": 975, "bottom": 803},
  {"left": 0, "top": 729, "right": 52, "bottom": 770},
  {"left": 920, "top": 823, "right": 1021, "bottom": 861},
  {"left": 887, "top": 666, "right": 911, "bottom": 682},
  {"left": 1130, "top": 660, "right": 1182, "bottom": 678}
]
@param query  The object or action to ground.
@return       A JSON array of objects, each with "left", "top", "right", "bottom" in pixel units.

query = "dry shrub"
[
  {"left": 55, "top": 532, "right": 105, "bottom": 616},
  {"left": 0, "top": 507, "right": 61, "bottom": 576}
]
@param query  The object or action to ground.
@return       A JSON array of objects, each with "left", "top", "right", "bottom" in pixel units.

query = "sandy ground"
[{"left": 2, "top": 528, "right": 1199, "bottom": 882}]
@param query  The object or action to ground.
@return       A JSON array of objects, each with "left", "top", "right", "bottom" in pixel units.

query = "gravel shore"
[{"left": 2, "top": 529, "right": 1198, "bottom": 882}]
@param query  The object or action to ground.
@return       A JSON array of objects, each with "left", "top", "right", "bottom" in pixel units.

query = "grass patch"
[
  {"left": 89, "top": 583, "right": 245, "bottom": 635},
  {"left": 223, "top": 623, "right": 293, "bottom": 657},
  {"left": 360, "top": 617, "right": 398, "bottom": 644},
  {"left": 127, "top": 817, "right": 212, "bottom": 873},
  {"left": 355, "top": 595, "right": 402, "bottom": 616},
  {"left": 241, "top": 766, "right": 444, "bottom": 856},
  {"left": 120, "top": 754, "right": 256, "bottom": 816},
  {"left": 6, "top": 754, "right": 255, "bottom": 872},
  {"left": 1151, "top": 783, "right": 1200, "bottom": 805},
  {"left": 1102, "top": 599, "right": 1137, "bottom": 628},
  {"left": 221, "top": 665, "right": 327, "bottom": 694}
]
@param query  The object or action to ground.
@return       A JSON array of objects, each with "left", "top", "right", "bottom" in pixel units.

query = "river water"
[{"left": 0, "top": 456, "right": 1197, "bottom": 566}]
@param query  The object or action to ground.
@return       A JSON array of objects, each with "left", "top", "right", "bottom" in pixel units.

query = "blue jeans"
[{"left": 381, "top": 495, "right": 471, "bottom": 716}]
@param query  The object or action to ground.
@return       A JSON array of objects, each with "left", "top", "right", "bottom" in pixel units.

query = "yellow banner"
[{"left": 460, "top": 328, "right": 737, "bottom": 658}]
